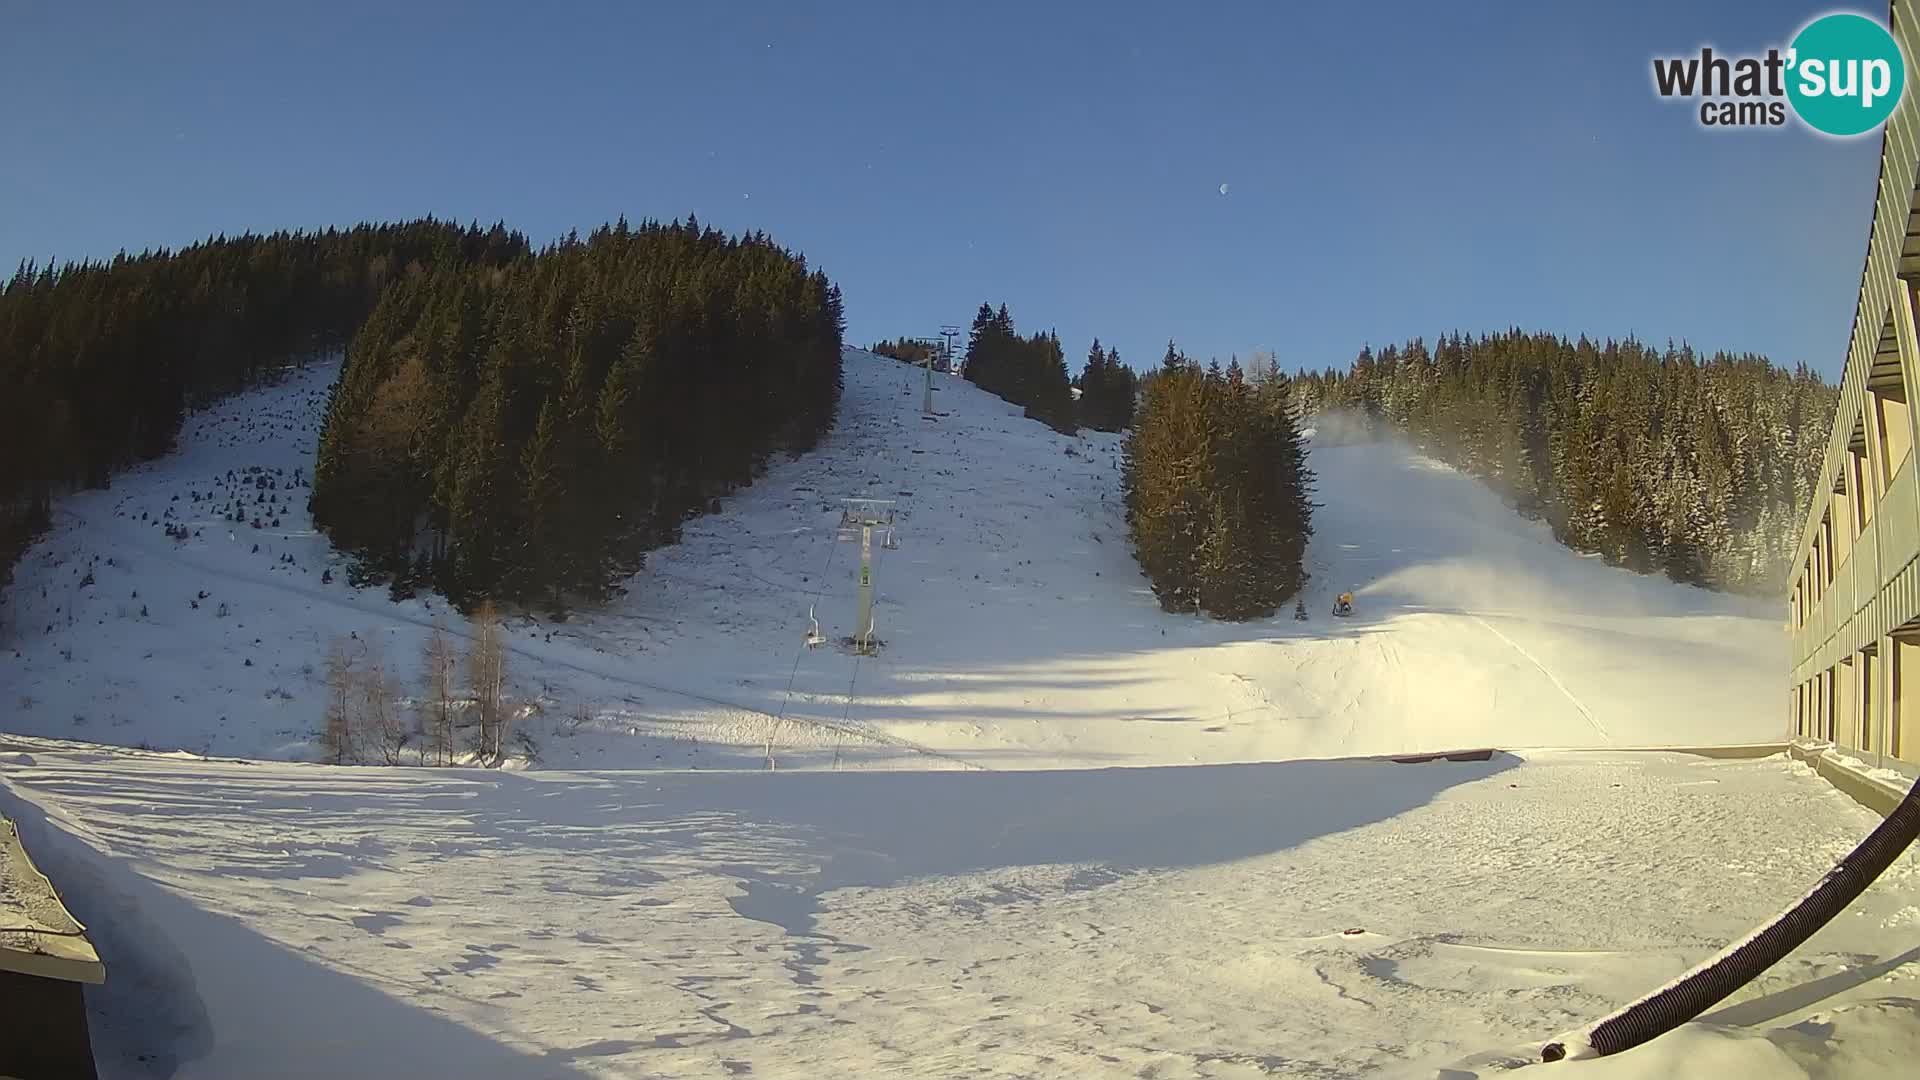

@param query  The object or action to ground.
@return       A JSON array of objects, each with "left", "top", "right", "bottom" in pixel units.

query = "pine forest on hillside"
[
  {"left": 1075, "top": 338, "right": 1140, "bottom": 433},
  {"left": 962, "top": 303, "right": 1079, "bottom": 435},
  {"left": 869, "top": 337, "right": 942, "bottom": 368},
  {"left": 311, "top": 218, "right": 846, "bottom": 613},
  {"left": 0, "top": 220, "right": 530, "bottom": 592},
  {"left": 1292, "top": 331, "right": 1837, "bottom": 594},
  {"left": 1125, "top": 345, "right": 1315, "bottom": 620},
  {"left": 875, "top": 323, "right": 1136, "bottom": 433},
  {"left": 1, "top": 214, "right": 1834, "bottom": 618}
]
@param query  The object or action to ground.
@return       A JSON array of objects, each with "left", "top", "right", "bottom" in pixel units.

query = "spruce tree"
[{"left": 1125, "top": 361, "right": 1314, "bottom": 619}]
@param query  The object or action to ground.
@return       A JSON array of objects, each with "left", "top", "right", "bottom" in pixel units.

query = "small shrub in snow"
[
  {"left": 420, "top": 620, "right": 458, "bottom": 767},
  {"left": 363, "top": 643, "right": 408, "bottom": 766},
  {"left": 322, "top": 635, "right": 360, "bottom": 764},
  {"left": 468, "top": 599, "right": 509, "bottom": 764},
  {"left": 512, "top": 729, "right": 539, "bottom": 765}
]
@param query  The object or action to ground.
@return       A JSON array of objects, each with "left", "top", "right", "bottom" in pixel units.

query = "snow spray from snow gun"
[{"left": 1540, "top": 771, "right": 1920, "bottom": 1062}]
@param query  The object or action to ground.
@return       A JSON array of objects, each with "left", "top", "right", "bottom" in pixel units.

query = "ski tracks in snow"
[{"left": 1470, "top": 615, "right": 1611, "bottom": 745}]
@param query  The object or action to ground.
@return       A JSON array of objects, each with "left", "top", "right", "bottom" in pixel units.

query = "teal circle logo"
[{"left": 1787, "top": 13, "right": 1906, "bottom": 136}]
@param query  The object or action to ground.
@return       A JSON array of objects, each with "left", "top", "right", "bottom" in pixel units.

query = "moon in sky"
[{"left": 1219, "top": 183, "right": 1230, "bottom": 196}]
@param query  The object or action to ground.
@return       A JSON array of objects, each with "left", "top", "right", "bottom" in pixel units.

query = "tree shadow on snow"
[
  {"left": 491, "top": 752, "right": 1523, "bottom": 934},
  {"left": 9, "top": 750, "right": 1517, "bottom": 945}
]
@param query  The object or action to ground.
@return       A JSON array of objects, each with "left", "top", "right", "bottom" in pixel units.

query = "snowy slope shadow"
[
  {"left": 5, "top": 747, "right": 1516, "bottom": 956},
  {"left": 0, "top": 785, "right": 594, "bottom": 1080},
  {"left": 513, "top": 753, "right": 1523, "bottom": 935},
  {"left": 0, "top": 748, "right": 1510, "bottom": 1072}
]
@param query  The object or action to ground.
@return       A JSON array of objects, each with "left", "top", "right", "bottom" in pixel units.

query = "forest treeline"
[
  {"left": 1075, "top": 338, "right": 1140, "bottom": 432},
  {"left": 1291, "top": 331, "right": 1837, "bottom": 594},
  {"left": 874, "top": 320, "right": 1138, "bottom": 433},
  {"left": 311, "top": 218, "right": 845, "bottom": 612},
  {"left": 0, "top": 220, "right": 529, "bottom": 592},
  {"left": 1124, "top": 346, "right": 1314, "bottom": 619},
  {"left": 869, "top": 337, "right": 943, "bottom": 368},
  {"left": 961, "top": 303, "right": 1079, "bottom": 434}
]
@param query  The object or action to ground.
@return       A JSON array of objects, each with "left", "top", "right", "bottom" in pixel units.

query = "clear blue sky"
[{"left": 0, "top": 1, "right": 1884, "bottom": 379}]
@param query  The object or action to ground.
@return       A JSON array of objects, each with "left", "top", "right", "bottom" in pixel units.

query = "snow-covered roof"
[{"left": 0, "top": 817, "right": 104, "bottom": 984}]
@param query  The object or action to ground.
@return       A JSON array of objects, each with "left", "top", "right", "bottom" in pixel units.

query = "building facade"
[{"left": 1789, "top": 0, "right": 1920, "bottom": 773}]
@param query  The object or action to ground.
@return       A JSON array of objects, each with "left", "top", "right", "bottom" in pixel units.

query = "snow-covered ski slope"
[{"left": 4, "top": 348, "right": 1781, "bottom": 769}]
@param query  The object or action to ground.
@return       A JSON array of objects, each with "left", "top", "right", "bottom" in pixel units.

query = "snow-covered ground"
[
  {"left": 2, "top": 348, "right": 1784, "bottom": 770},
  {"left": 1, "top": 739, "right": 1915, "bottom": 1078},
  {"left": 3, "top": 347, "right": 1915, "bottom": 1078}
]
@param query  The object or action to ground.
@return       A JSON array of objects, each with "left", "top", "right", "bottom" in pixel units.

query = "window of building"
[
  {"left": 1870, "top": 311, "right": 1910, "bottom": 492},
  {"left": 1873, "top": 377, "right": 1911, "bottom": 487},
  {"left": 1823, "top": 511, "right": 1835, "bottom": 585},
  {"left": 1824, "top": 668, "right": 1836, "bottom": 740},
  {"left": 1832, "top": 476, "right": 1855, "bottom": 564},
  {"left": 1848, "top": 422, "right": 1873, "bottom": 531},
  {"left": 1861, "top": 646, "right": 1877, "bottom": 752},
  {"left": 1894, "top": 630, "right": 1920, "bottom": 764}
]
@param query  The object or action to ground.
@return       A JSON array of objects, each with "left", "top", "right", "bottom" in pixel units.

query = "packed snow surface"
[
  {"left": 2, "top": 741, "right": 1915, "bottom": 1078},
  {"left": 4, "top": 348, "right": 1913, "bottom": 1078}
]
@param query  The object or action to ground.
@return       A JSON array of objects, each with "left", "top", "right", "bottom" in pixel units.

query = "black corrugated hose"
[{"left": 1541, "top": 768, "right": 1920, "bottom": 1062}]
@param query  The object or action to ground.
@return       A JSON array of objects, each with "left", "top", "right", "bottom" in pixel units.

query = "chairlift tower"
[
  {"left": 837, "top": 498, "right": 898, "bottom": 654},
  {"left": 921, "top": 342, "right": 936, "bottom": 416},
  {"left": 911, "top": 335, "right": 943, "bottom": 416},
  {"left": 940, "top": 325, "right": 961, "bottom": 376}
]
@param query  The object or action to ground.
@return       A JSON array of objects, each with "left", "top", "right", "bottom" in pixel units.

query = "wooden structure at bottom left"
[{"left": 1, "top": 815, "right": 104, "bottom": 1080}]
